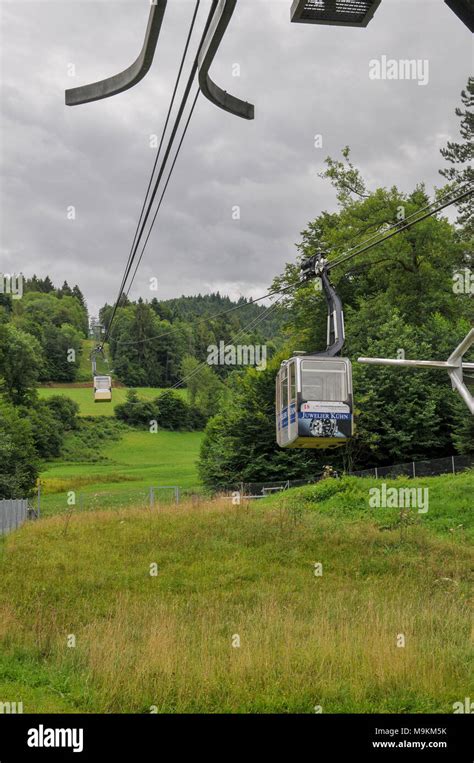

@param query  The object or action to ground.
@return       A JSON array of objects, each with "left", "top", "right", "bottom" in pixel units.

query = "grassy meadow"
[
  {"left": 37, "top": 377, "right": 201, "bottom": 515},
  {"left": 0, "top": 473, "right": 472, "bottom": 713},
  {"left": 39, "top": 429, "right": 204, "bottom": 515}
]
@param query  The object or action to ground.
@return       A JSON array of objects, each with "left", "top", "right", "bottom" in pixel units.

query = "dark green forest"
[{"left": 98, "top": 292, "right": 286, "bottom": 388}]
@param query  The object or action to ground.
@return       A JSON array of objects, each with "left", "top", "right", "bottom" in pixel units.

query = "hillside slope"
[{"left": 0, "top": 473, "right": 472, "bottom": 713}]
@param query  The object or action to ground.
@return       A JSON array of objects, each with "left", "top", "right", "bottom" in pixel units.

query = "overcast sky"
[{"left": 0, "top": 0, "right": 472, "bottom": 316}]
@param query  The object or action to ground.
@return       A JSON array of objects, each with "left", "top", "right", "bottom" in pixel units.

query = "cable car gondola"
[
  {"left": 276, "top": 254, "right": 354, "bottom": 449},
  {"left": 91, "top": 345, "right": 112, "bottom": 403}
]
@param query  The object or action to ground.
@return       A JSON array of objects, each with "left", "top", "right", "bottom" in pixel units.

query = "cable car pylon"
[{"left": 358, "top": 329, "right": 474, "bottom": 415}]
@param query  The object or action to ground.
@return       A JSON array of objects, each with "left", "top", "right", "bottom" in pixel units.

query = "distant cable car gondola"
[
  {"left": 276, "top": 254, "right": 354, "bottom": 449},
  {"left": 91, "top": 345, "right": 112, "bottom": 403}
]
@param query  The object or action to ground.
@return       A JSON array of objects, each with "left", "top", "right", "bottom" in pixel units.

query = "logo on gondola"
[
  {"left": 309, "top": 416, "right": 340, "bottom": 438},
  {"left": 298, "top": 410, "right": 351, "bottom": 439}
]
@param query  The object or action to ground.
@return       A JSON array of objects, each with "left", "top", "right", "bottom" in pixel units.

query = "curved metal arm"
[
  {"left": 318, "top": 268, "right": 345, "bottom": 357},
  {"left": 65, "top": 0, "right": 168, "bottom": 106},
  {"left": 198, "top": 0, "right": 254, "bottom": 120},
  {"left": 300, "top": 253, "right": 345, "bottom": 357}
]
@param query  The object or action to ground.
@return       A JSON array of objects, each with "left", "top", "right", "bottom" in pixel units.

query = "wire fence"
[
  {"left": 71, "top": 486, "right": 181, "bottom": 513},
  {"left": 0, "top": 499, "right": 29, "bottom": 535},
  {"left": 214, "top": 454, "right": 474, "bottom": 500},
  {"left": 349, "top": 454, "right": 473, "bottom": 480},
  {"left": 36, "top": 454, "right": 474, "bottom": 515}
]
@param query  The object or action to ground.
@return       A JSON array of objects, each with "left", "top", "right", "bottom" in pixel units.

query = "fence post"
[
  {"left": 175, "top": 487, "right": 180, "bottom": 505},
  {"left": 452, "top": 455, "right": 456, "bottom": 475},
  {"left": 412, "top": 462, "right": 416, "bottom": 479},
  {"left": 37, "top": 481, "right": 41, "bottom": 518},
  {"left": 149, "top": 487, "right": 155, "bottom": 510}
]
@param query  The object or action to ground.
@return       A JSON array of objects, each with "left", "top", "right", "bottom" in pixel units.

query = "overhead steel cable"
[
  {"left": 125, "top": 2, "right": 202, "bottom": 283},
  {"left": 328, "top": 184, "right": 474, "bottom": 271},
  {"left": 170, "top": 297, "right": 284, "bottom": 390},
  {"left": 323, "top": 181, "right": 474, "bottom": 273},
  {"left": 125, "top": 87, "right": 201, "bottom": 299},
  {"left": 103, "top": 1, "right": 202, "bottom": 345},
  {"left": 103, "top": 1, "right": 219, "bottom": 346},
  {"left": 109, "top": 182, "right": 474, "bottom": 351}
]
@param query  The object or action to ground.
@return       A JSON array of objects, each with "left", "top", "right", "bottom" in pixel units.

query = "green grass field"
[
  {"left": 37, "top": 382, "right": 201, "bottom": 515},
  {"left": 38, "top": 385, "right": 187, "bottom": 417},
  {"left": 0, "top": 472, "right": 471, "bottom": 713},
  {"left": 39, "top": 429, "right": 204, "bottom": 515}
]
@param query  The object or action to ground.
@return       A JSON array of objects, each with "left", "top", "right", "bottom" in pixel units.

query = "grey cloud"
[{"left": 0, "top": 0, "right": 471, "bottom": 316}]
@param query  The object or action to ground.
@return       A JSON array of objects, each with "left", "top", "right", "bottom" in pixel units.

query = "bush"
[
  {"left": 115, "top": 390, "right": 156, "bottom": 428},
  {"left": 115, "top": 389, "right": 206, "bottom": 431},
  {"left": 60, "top": 418, "right": 125, "bottom": 462},
  {"left": 24, "top": 401, "right": 64, "bottom": 459},
  {"left": 153, "top": 390, "right": 191, "bottom": 431},
  {"left": 44, "top": 395, "right": 80, "bottom": 431}
]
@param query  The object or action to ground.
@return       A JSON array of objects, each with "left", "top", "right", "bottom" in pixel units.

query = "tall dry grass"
[{"left": 0, "top": 496, "right": 472, "bottom": 713}]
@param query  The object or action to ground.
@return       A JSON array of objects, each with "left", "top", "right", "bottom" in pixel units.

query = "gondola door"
[
  {"left": 276, "top": 359, "right": 298, "bottom": 447},
  {"left": 288, "top": 359, "right": 298, "bottom": 443}
]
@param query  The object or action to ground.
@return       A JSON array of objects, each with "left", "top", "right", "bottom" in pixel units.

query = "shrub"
[
  {"left": 115, "top": 390, "right": 156, "bottom": 427},
  {"left": 44, "top": 395, "right": 80, "bottom": 431},
  {"left": 24, "top": 401, "right": 64, "bottom": 460},
  {"left": 115, "top": 389, "right": 206, "bottom": 431}
]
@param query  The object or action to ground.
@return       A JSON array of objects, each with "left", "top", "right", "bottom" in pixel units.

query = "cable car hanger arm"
[{"left": 300, "top": 253, "right": 345, "bottom": 357}]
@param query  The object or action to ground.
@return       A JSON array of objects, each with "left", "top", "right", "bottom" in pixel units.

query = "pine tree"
[
  {"left": 72, "top": 284, "right": 86, "bottom": 307},
  {"left": 440, "top": 77, "right": 473, "bottom": 237}
]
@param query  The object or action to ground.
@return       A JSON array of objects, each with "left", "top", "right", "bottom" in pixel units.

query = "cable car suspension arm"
[{"left": 300, "top": 253, "right": 345, "bottom": 357}]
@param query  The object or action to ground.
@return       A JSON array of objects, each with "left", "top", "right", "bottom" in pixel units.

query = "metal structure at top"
[
  {"left": 65, "top": 0, "right": 168, "bottom": 106},
  {"left": 65, "top": 0, "right": 473, "bottom": 118},
  {"left": 65, "top": 0, "right": 254, "bottom": 119},
  {"left": 300, "top": 254, "right": 345, "bottom": 357},
  {"left": 290, "top": 0, "right": 381, "bottom": 27},
  {"left": 197, "top": 0, "right": 254, "bottom": 120},
  {"left": 444, "top": 0, "right": 474, "bottom": 33}
]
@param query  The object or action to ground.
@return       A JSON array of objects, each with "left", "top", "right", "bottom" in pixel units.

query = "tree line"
[{"left": 0, "top": 278, "right": 87, "bottom": 497}]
